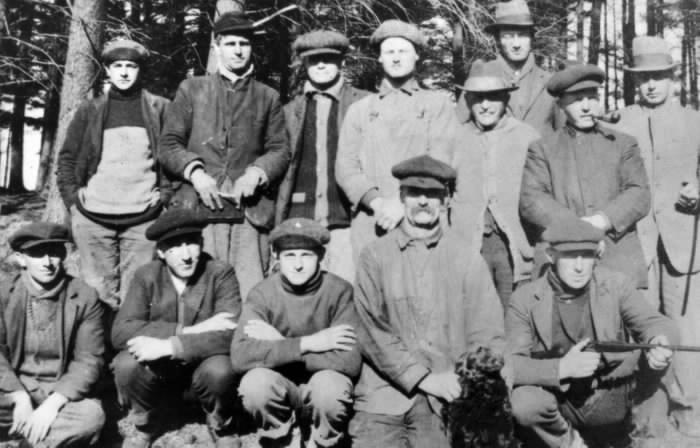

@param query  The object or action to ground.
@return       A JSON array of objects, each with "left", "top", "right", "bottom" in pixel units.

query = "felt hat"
[
  {"left": 458, "top": 60, "right": 518, "bottom": 92},
  {"left": 624, "top": 36, "right": 677, "bottom": 72},
  {"left": 485, "top": 0, "right": 535, "bottom": 33},
  {"left": 214, "top": 11, "right": 256, "bottom": 36}
]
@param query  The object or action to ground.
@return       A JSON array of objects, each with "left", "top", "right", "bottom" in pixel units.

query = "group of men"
[{"left": 0, "top": 0, "right": 697, "bottom": 447}]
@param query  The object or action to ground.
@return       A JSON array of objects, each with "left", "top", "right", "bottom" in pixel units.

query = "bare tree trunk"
[
  {"left": 589, "top": 0, "right": 603, "bottom": 65},
  {"left": 576, "top": 1, "right": 585, "bottom": 63},
  {"left": 35, "top": 67, "right": 61, "bottom": 191},
  {"left": 7, "top": 94, "right": 27, "bottom": 192},
  {"left": 206, "top": 0, "right": 245, "bottom": 74},
  {"left": 682, "top": 25, "right": 688, "bottom": 106},
  {"left": 44, "top": 0, "right": 106, "bottom": 223},
  {"left": 647, "top": 0, "right": 664, "bottom": 36},
  {"left": 688, "top": 4, "right": 698, "bottom": 110},
  {"left": 604, "top": 0, "right": 610, "bottom": 110},
  {"left": 622, "top": 0, "right": 636, "bottom": 105}
]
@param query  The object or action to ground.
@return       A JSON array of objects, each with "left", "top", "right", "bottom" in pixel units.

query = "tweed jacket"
[
  {"left": 111, "top": 254, "right": 241, "bottom": 363},
  {"left": 158, "top": 74, "right": 290, "bottom": 230},
  {"left": 275, "top": 82, "right": 370, "bottom": 225},
  {"left": 57, "top": 90, "right": 170, "bottom": 210},
  {"left": 451, "top": 116, "right": 540, "bottom": 282},
  {"left": 614, "top": 101, "right": 700, "bottom": 273},
  {"left": 519, "top": 124, "right": 651, "bottom": 287},
  {"left": 506, "top": 266, "right": 679, "bottom": 388},
  {"left": 0, "top": 274, "right": 104, "bottom": 401}
]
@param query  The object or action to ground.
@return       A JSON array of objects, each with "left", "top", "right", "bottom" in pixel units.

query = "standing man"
[
  {"left": 349, "top": 155, "right": 505, "bottom": 447},
  {"left": 615, "top": 35, "right": 700, "bottom": 435},
  {"left": 159, "top": 11, "right": 290, "bottom": 299},
  {"left": 336, "top": 20, "right": 460, "bottom": 265},
  {"left": 452, "top": 61, "right": 540, "bottom": 307},
  {"left": 458, "top": 0, "right": 561, "bottom": 136},
  {"left": 520, "top": 64, "right": 650, "bottom": 288},
  {"left": 57, "top": 39, "right": 170, "bottom": 311},
  {"left": 0, "top": 223, "right": 105, "bottom": 447},
  {"left": 507, "top": 218, "right": 678, "bottom": 447},
  {"left": 276, "top": 30, "right": 370, "bottom": 281},
  {"left": 231, "top": 218, "right": 361, "bottom": 448},
  {"left": 112, "top": 209, "right": 241, "bottom": 448}
]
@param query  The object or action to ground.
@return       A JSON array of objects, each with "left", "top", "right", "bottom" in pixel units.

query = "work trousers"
[
  {"left": 238, "top": 368, "right": 352, "bottom": 447},
  {"left": 481, "top": 230, "right": 514, "bottom": 309}
]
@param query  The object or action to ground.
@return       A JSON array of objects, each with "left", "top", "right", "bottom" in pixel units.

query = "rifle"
[{"left": 530, "top": 340, "right": 700, "bottom": 359}]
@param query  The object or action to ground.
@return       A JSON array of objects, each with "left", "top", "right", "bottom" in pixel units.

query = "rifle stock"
[{"left": 529, "top": 340, "right": 700, "bottom": 359}]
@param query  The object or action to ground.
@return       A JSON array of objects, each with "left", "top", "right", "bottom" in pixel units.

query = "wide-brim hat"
[
  {"left": 293, "top": 30, "right": 350, "bottom": 58},
  {"left": 484, "top": 0, "right": 535, "bottom": 33},
  {"left": 623, "top": 36, "right": 677, "bottom": 72},
  {"left": 457, "top": 60, "right": 518, "bottom": 92},
  {"left": 214, "top": 11, "right": 257, "bottom": 37}
]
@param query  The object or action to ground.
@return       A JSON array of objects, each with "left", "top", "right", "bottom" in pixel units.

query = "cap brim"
[
  {"left": 154, "top": 227, "right": 203, "bottom": 243},
  {"left": 623, "top": 63, "right": 677, "bottom": 72},
  {"left": 399, "top": 177, "right": 448, "bottom": 190},
  {"left": 299, "top": 48, "right": 344, "bottom": 58},
  {"left": 484, "top": 22, "right": 534, "bottom": 33},
  {"left": 561, "top": 79, "right": 601, "bottom": 94},
  {"left": 550, "top": 241, "right": 600, "bottom": 252},
  {"left": 16, "top": 239, "right": 70, "bottom": 251}
]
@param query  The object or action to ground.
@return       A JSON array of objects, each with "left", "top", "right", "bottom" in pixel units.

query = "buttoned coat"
[
  {"left": 505, "top": 266, "right": 679, "bottom": 388},
  {"left": 275, "top": 83, "right": 370, "bottom": 225},
  {"left": 519, "top": 125, "right": 651, "bottom": 287},
  {"left": 614, "top": 101, "right": 700, "bottom": 273},
  {"left": 0, "top": 274, "right": 104, "bottom": 401},
  {"left": 111, "top": 254, "right": 241, "bottom": 363},
  {"left": 451, "top": 116, "right": 540, "bottom": 282}
]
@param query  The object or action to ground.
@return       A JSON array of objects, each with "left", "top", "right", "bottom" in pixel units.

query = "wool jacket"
[
  {"left": 276, "top": 82, "right": 370, "bottom": 226},
  {"left": 230, "top": 271, "right": 361, "bottom": 379},
  {"left": 0, "top": 274, "right": 104, "bottom": 401},
  {"left": 519, "top": 124, "right": 651, "bottom": 287},
  {"left": 614, "top": 101, "right": 700, "bottom": 273},
  {"left": 506, "top": 266, "right": 679, "bottom": 388},
  {"left": 158, "top": 74, "right": 290, "bottom": 230},
  {"left": 57, "top": 89, "right": 170, "bottom": 212},
  {"left": 111, "top": 254, "right": 241, "bottom": 363},
  {"left": 451, "top": 116, "right": 540, "bottom": 282}
]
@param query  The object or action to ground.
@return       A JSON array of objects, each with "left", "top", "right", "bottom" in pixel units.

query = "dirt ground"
[{"left": 1, "top": 193, "right": 700, "bottom": 448}]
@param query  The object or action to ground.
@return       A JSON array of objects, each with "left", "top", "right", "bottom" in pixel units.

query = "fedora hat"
[
  {"left": 624, "top": 36, "right": 677, "bottom": 72},
  {"left": 485, "top": 0, "right": 534, "bottom": 33},
  {"left": 457, "top": 60, "right": 518, "bottom": 92}
]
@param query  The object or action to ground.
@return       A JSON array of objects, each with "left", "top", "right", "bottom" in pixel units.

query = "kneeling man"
[
  {"left": 507, "top": 218, "right": 678, "bottom": 447},
  {"left": 0, "top": 222, "right": 105, "bottom": 447},
  {"left": 231, "top": 217, "right": 361, "bottom": 448},
  {"left": 112, "top": 209, "right": 241, "bottom": 448}
]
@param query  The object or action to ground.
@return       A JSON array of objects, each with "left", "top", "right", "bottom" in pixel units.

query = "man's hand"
[
  {"left": 244, "top": 320, "right": 284, "bottom": 341},
  {"left": 182, "top": 312, "right": 237, "bottom": 335},
  {"left": 417, "top": 372, "right": 461, "bottom": 402},
  {"left": 148, "top": 189, "right": 161, "bottom": 207},
  {"left": 370, "top": 197, "right": 404, "bottom": 231},
  {"left": 23, "top": 393, "right": 66, "bottom": 445},
  {"left": 646, "top": 335, "right": 673, "bottom": 370},
  {"left": 300, "top": 325, "right": 356, "bottom": 354},
  {"left": 127, "top": 336, "right": 174, "bottom": 362},
  {"left": 678, "top": 181, "right": 700, "bottom": 210},
  {"left": 8, "top": 391, "right": 32, "bottom": 437},
  {"left": 581, "top": 214, "right": 611, "bottom": 232},
  {"left": 227, "top": 168, "right": 265, "bottom": 205},
  {"left": 558, "top": 338, "right": 601, "bottom": 381},
  {"left": 191, "top": 169, "right": 223, "bottom": 210}
]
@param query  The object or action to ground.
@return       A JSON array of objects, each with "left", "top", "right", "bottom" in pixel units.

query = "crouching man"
[
  {"left": 507, "top": 218, "right": 679, "bottom": 447},
  {"left": 231, "top": 217, "right": 361, "bottom": 448},
  {"left": 0, "top": 222, "right": 105, "bottom": 447},
  {"left": 111, "top": 209, "right": 241, "bottom": 448}
]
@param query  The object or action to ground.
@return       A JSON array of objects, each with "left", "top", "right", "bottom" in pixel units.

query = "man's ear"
[
  {"left": 156, "top": 249, "right": 165, "bottom": 260},
  {"left": 596, "top": 240, "right": 606, "bottom": 258},
  {"left": 544, "top": 247, "right": 554, "bottom": 265},
  {"left": 13, "top": 252, "right": 26, "bottom": 269}
]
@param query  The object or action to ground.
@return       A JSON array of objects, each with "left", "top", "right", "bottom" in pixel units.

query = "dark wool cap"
[
  {"left": 293, "top": 30, "right": 350, "bottom": 58},
  {"left": 543, "top": 218, "right": 605, "bottom": 253},
  {"left": 9, "top": 222, "right": 71, "bottom": 252},
  {"left": 370, "top": 20, "right": 424, "bottom": 49},
  {"left": 214, "top": 11, "right": 256, "bottom": 36},
  {"left": 101, "top": 39, "right": 149, "bottom": 64},
  {"left": 546, "top": 64, "right": 605, "bottom": 97},
  {"left": 145, "top": 208, "right": 207, "bottom": 243},
  {"left": 270, "top": 218, "right": 330, "bottom": 252},
  {"left": 391, "top": 155, "right": 457, "bottom": 190}
]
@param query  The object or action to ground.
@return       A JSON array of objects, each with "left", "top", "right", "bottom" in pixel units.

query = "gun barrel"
[{"left": 591, "top": 341, "right": 700, "bottom": 353}]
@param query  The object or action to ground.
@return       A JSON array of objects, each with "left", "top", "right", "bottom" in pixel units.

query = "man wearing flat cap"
[
  {"left": 159, "top": 11, "right": 290, "bottom": 300},
  {"left": 231, "top": 217, "right": 361, "bottom": 447},
  {"left": 458, "top": 0, "right": 561, "bottom": 135},
  {"left": 611, "top": 35, "right": 700, "bottom": 435},
  {"left": 336, "top": 20, "right": 460, "bottom": 271},
  {"left": 57, "top": 39, "right": 170, "bottom": 312},
  {"left": 0, "top": 222, "right": 105, "bottom": 447},
  {"left": 520, "top": 63, "right": 650, "bottom": 290},
  {"left": 275, "top": 30, "right": 370, "bottom": 282},
  {"left": 506, "top": 217, "right": 678, "bottom": 447},
  {"left": 349, "top": 155, "right": 504, "bottom": 447},
  {"left": 111, "top": 208, "right": 241, "bottom": 448},
  {"left": 451, "top": 60, "right": 540, "bottom": 308}
]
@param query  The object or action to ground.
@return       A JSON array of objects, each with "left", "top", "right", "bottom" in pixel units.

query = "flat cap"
[
  {"left": 101, "top": 39, "right": 149, "bottom": 64},
  {"left": 458, "top": 60, "right": 517, "bottom": 92},
  {"left": 270, "top": 218, "right": 330, "bottom": 253},
  {"left": 624, "top": 36, "right": 677, "bottom": 72},
  {"left": 370, "top": 20, "right": 424, "bottom": 49},
  {"left": 546, "top": 63, "right": 604, "bottom": 97},
  {"left": 214, "top": 11, "right": 256, "bottom": 36},
  {"left": 293, "top": 30, "right": 350, "bottom": 58},
  {"left": 9, "top": 222, "right": 71, "bottom": 252},
  {"left": 485, "top": 0, "right": 534, "bottom": 33},
  {"left": 391, "top": 155, "right": 457, "bottom": 190},
  {"left": 543, "top": 218, "right": 604, "bottom": 252},
  {"left": 145, "top": 208, "right": 207, "bottom": 243}
]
